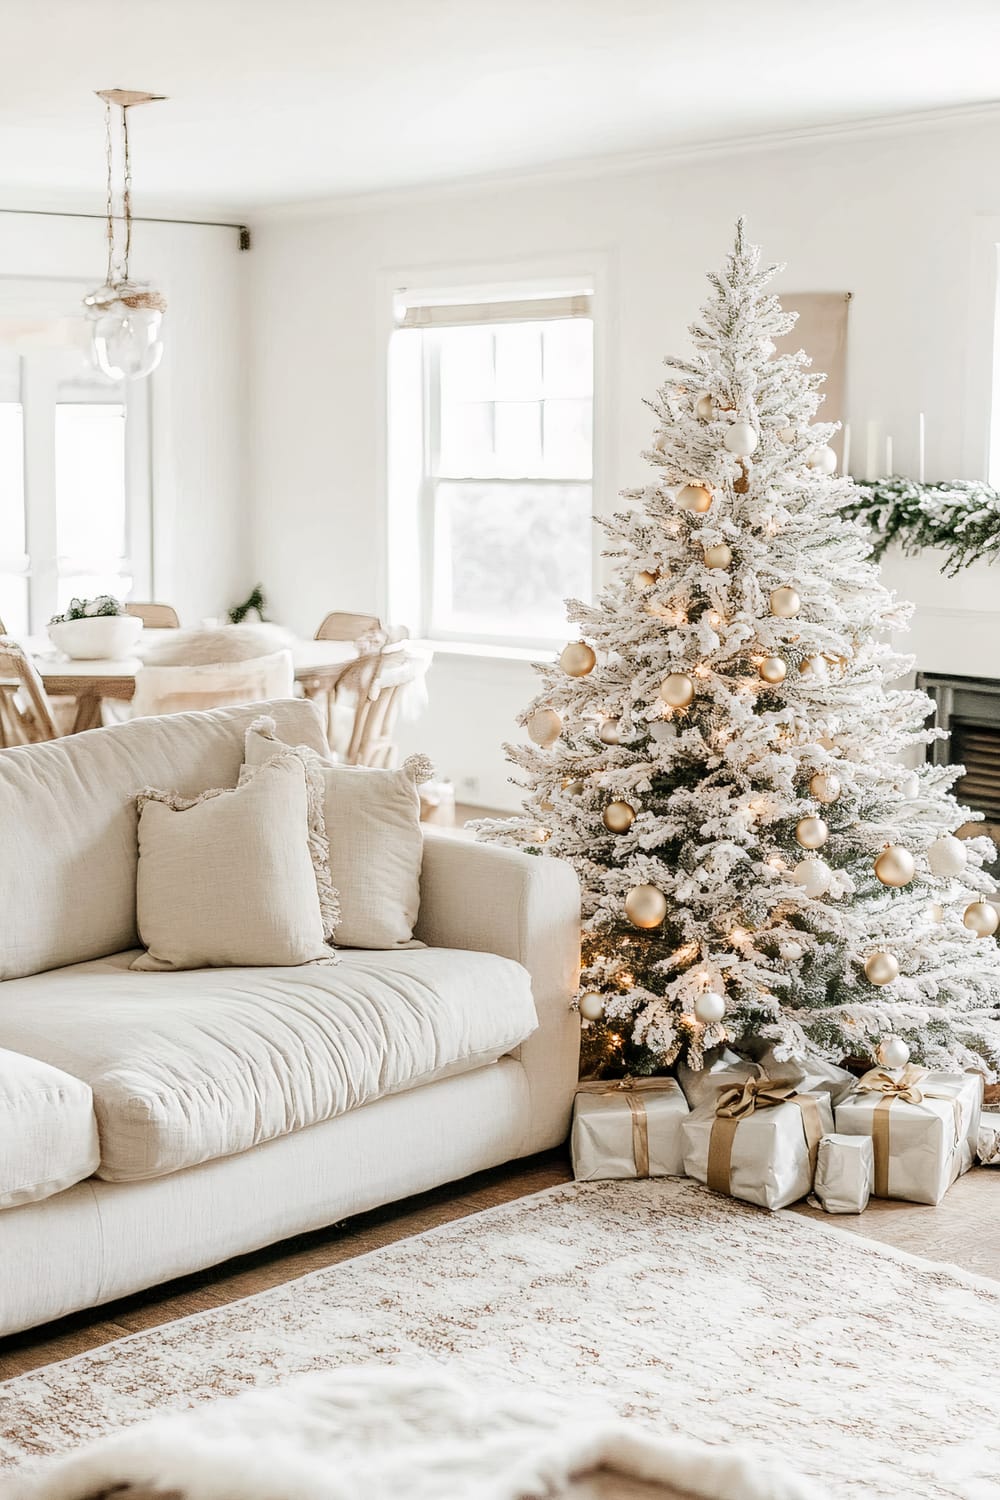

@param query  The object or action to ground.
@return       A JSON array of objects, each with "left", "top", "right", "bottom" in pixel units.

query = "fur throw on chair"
[{"left": 143, "top": 625, "right": 296, "bottom": 667}]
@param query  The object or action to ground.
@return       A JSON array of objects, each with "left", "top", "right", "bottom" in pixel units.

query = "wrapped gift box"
[
  {"left": 978, "top": 1110, "right": 1000, "bottom": 1166},
  {"left": 682, "top": 1074, "right": 834, "bottom": 1212},
  {"left": 677, "top": 1046, "right": 855, "bottom": 1112},
  {"left": 813, "top": 1133, "right": 874, "bottom": 1215},
  {"left": 571, "top": 1078, "right": 688, "bottom": 1180},
  {"left": 833, "top": 1067, "right": 983, "bottom": 1206}
]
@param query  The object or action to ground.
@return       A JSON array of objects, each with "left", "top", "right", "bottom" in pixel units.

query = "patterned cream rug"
[{"left": 2, "top": 1180, "right": 999, "bottom": 1499}]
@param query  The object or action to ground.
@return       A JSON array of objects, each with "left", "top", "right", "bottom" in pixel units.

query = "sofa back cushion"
[{"left": 0, "top": 699, "right": 328, "bottom": 982}]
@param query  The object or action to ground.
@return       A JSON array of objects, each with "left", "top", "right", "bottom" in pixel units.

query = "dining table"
[{"left": 25, "top": 630, "right": 360, "bottom": 734}]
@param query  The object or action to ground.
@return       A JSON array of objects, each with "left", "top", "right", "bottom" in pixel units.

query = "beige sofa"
[{"left": 0, "top": 700, "right": 580, "bottom": 1337}]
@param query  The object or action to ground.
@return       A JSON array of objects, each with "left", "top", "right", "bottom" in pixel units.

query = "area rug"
[{"left": 2, "top": 1180, "right": 999, "bottom": 1499}]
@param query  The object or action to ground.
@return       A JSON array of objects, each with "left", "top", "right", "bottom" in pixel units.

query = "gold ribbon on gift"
[
  {"left": 576, "top": 1077, "right": 675, "bottom": 1179},
  {"left": 706, "top": 1076, "right": 825, "bottom": 1196},
  {"left": 855, "top": 1065, "right": 964, "bottom": 1199}
]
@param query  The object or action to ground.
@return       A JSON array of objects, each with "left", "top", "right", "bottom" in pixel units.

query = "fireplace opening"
[{"left": 918, "top": 673, "right": 1000, "bottom": 868}]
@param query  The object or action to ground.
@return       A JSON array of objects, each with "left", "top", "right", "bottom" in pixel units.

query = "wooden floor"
[{"left": 2, "top": 1149, "right": 998, "bottom": 1382}]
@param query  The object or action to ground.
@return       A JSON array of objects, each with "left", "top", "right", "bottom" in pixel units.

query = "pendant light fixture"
[{"left": 83, "top": 88, "right": 167, "bottom": 381}]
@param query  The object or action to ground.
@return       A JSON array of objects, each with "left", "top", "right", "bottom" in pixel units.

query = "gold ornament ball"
[
  {"left": 658, "top": 672, "right": 695, "bottom": 709},
  {"left": 694, "top": 989, "right": 726, "bottom": 1024},
  {"left": 874, "top": 844, "right": 916, "bottom": 888},
  {"left": 578, "top": 992, "right": 606, "bottom": 1022},
  {"left": 865, "top": 951, "right": 900, "bottom": 986},
  {"left": 602, "top": 800, "right": 636, "bottom": 833},
  {"left": 964, "top": 899, "right": 1000, "bottom": 938},
  {"left": 527, "top": 707, "right": 562, "bottom": 748},
  {"left": 724, "top": 421, "right": 759, "bottom": 457},
  {"left": 703, "top": 542, "right": 733, "bottom": 570},
  {"left": 624, "top": 884, "right": 668, "bottom": 929},
  {"left": 633, "top": 569, "right": 659, "bottom": 590},
  {"left": 769, "top": 586, "right": 801, "bottom": 619},
  {"left": 560, "top": 641, "right": 596, "bottom": 677},
  {"left": 927, "top": 834, "right": 967, "bottom": 877},
  {"left": 676, "top": 483, "right": 713, "bottom": 514},
  {"left": 758, "top": 655, "right": 787, "bottom": 686},
  {"left": 597, "top": 718, "right": 622, "bottom": 746},
  {"left": 878, "top": 1035, "right": 911, "bottom": 1070},
  {"left": 796, "top": 815, "right": 829, "bottom": 850},
  {"left": 809, "top": 771, "right": 841, "bottom": 805},
  {"left": 694, "top": 391, "right": 714, "bottom": 421}
]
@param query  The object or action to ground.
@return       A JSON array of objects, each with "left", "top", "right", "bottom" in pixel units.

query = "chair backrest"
[
  {"left": 126, "top": 601, "right": 181, "bottom": 628},
  {"left": 130, "top": 650, "right": 295, "bottom": 719},
  {"left": 0, "top": 637, "right": 61, "bottom": 745},
  {"left": 315, "top": 611, "right": 382, "bottom": 643},
  {"left": 344, "top": 647, "right": 432, "bottom": 767}
]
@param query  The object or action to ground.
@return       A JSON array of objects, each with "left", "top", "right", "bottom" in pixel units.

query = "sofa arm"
[{"left": 416, "top": 831, "right": 581, "bottom": 1151}]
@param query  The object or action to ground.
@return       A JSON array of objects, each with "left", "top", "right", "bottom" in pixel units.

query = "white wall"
[
  {"left": 0, "top": 212, "right": 251, "bottom": 626},
  {"left": 249, "top": 113, "right": 1000, "bottom": 809}
]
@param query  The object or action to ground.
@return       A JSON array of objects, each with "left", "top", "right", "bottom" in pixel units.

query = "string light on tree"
[{"left": 633, "top": 569, "right": 659, "bottom": 590}]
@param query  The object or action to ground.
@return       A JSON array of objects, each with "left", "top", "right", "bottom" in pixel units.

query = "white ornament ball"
[
  {"left": 676, "top": 483, "right": 713, "bottom": 514},
  {"left": 874, "top": 844, "right": 916, "bottom": 888},
  {"left": 694, "top": 392, "right": 714, "bottom": 421},
  {"left": 779, "top": 940, "right": 804, "bottom": 962},
  {"left": 927, "top": 834, "right": 967, "bottom": 877},
  {"left": 578, "top": 992, "right": 606, "bottom": 1022},
  {"left": 527, "top": 707, "right": 562, "bottom": 748},
  {"left": 809, "top": 771, "right": 841, "bottom": 805},
  {"left": 769, "top": 586, "right": 801, "bottom": 619},
  {"left": 864, "top": 951, "right": 900, "bottom": 986},
  {"left": 799, "top": 655, "right": 829, "bottom": 682},
  {"left": 658, "top": 672, "right": 695, "bottom": 709},
  {"left": 598, "top": 718, "right": 622, "bottom": 746},
  {"left": 877, "top": 1035, "right": 911, "bottom": 1070},
  {"left": 964, "top": 899, "right": 1000, "bottom": 938},
  {"left": 807, "top": 445, "right": 838, "bottom": 474},
  {"left": 792, "top": 857, "right": 832, "bottom": 897},
  {"left": 694, "top": 990, "right": 726, "bottom": 1024},
  {"left": 560, "top": 641, "right": 596, "bottom": 677},
  {"left": 624, "top": 884, "right": 668, "bottom": 929},
  {"left": 777, "top": 425, "right": 797, "bottom": 444},
  {"left": 796, "top": 815, "right": 829, "bottom": 850},
  {"left": 724, "top": 421, "right": 759, "bottom": 457},
  {"left": 898, "top": 770, "right": 920, "bottom": 799}
]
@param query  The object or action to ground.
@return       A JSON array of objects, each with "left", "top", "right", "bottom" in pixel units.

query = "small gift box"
[
  {"left": 681, "top": 1068, "right": 834, "bottom": 1212},
  {"left": 834, "top": 1066, "right": 983, "bottom": 1206},
  {"left": 813, "top": 1133, "right": 874, "bottom": 1215},
  {"left": 977, "top": 1110, "right": 1000, "bottom": 1166},
  {"left": 571, "top": 1077, "right": 689, "bottom": 1180}
]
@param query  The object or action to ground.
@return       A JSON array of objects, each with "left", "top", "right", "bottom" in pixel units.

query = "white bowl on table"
[{"left": 48, "top": 615, "right": 144, "bottom": 661}]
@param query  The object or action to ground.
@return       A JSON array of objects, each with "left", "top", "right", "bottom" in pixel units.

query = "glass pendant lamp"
[{"left": 83, "top": 89, "right": 167, "bottom": 382}]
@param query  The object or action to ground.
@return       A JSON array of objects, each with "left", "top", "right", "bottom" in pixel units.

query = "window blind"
[{"left": 397, "top": 293, "right": 592, "bottom": 330}]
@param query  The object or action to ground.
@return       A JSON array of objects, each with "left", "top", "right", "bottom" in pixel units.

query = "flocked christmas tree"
[{"left": 478, "top": 221, "right": 1000, "bottom": 1078}]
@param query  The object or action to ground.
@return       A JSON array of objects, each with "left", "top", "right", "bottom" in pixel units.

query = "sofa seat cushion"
[
  {"left": 0, "top": 948, "right": 537, "bottom": 1183},
  {"left": 0, "top": 1047, "right": 99, "bottom": 1208}
]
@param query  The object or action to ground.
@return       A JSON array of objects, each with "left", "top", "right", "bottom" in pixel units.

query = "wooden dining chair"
[
  {"left": 344, "top": 646, "right": 432, "bottom": 768},
  {"left": 314, "top": 611, "right": 382, "bottom": 643},
  {"left": 0, "top": 638, "right": 62, "bottom": 746},
  {"left": 129, "top": 650, "right": 295, "bottom": 719},
  {"left": 126, "top": 602, "right": 181, "bottom": 628}
]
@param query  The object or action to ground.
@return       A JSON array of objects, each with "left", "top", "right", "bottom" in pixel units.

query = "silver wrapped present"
[
  {"left": 834, "top": 1066, "right": 983, "bottom": 1206},
  {"left": 677, "top": 1046, "right": 855, "bottom": 1111},
  {"left": 976, "top": 1110, "right": 1000, "bottom": 1165},
  {"left": 814, "top": 1133, "right": 874, "bottom": 1214},
  {"left": 681, "top": 1071, "right": 834, "bottom": 1212},
  {"left": 571, "top": 1077, "right": 689, "bottom": 1180}
]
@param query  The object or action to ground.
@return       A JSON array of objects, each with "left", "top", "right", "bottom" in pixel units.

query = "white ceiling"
[{"left": 3, "top": 0, "right": 999, "bottom": 217}]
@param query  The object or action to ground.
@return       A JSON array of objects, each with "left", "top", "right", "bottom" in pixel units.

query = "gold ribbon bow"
[
  {"left": 707, "top": 1073, "right": 824, "bottom": 1197},
  {"left": 576, "top": 1077, "right": 677, "bottom": 1179},
  {"left": 855, "top": 1065, "right": 961, "bottom": 1197}
]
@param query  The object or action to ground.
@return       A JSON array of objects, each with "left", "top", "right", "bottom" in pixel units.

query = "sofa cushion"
[
  {"left": 0, "top": 699, "right": 330, "bottom": 983},
  {"left": 0, "top": 1047, "right": 99, "bottom": 1208},
  {"left": 0, "top": 948, "right": 537, "bottom": 1183}
]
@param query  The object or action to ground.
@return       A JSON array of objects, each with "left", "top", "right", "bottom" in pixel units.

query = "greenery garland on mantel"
[{"left": 843, "top": 476, "right": 1000, "bottom": 576}]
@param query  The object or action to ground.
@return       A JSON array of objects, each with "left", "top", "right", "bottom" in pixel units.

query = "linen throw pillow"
[
  {"left": 131, "top": 752, "right": 337, "bottom": 971},
  {"left": 245, "top": 717, "right": 428, "bottom": 949}
]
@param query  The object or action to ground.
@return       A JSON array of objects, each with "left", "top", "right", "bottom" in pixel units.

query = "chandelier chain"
[
  {"left": 104, "top": 97, "right": 115, "bottom": 287},
  {"left": 122, "top": 103, "right": 133, "bottom": 282}
]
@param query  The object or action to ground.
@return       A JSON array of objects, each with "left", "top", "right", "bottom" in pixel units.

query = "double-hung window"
[
  {"left": 390, "top": 291, "right": 594, "bottom": 648},
  {"left": 0, "top": 333, "right": 150, "bottom": 635}
]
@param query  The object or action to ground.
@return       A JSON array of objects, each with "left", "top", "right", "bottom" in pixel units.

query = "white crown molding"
[{"left": 253, "top": 99, "right": 1000, "bottom": 226}]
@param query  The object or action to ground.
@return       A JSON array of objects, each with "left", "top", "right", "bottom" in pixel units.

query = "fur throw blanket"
[
  {"left": 142, "top": 625, "right": 296, "bottom": 667},
  {"left": 4, "top": 1368, "right": 818, "bottom": 1500}
]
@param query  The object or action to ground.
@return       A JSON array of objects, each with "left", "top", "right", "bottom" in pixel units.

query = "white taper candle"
[
  {"left": 841, "top": 422, "right": 851, "bottom": 476},
  {"left": 918, "top": 412, "right": 926, "bottom": 483}
]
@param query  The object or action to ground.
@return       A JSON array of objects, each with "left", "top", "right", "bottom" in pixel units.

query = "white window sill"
[{"left": 412, "top": 637, "right": 556, "bottom": 665}]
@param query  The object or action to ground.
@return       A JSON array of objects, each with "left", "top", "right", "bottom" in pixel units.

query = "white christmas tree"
[{"left": 478, "top": 221, "right": 1000, "bottom": 1078}]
